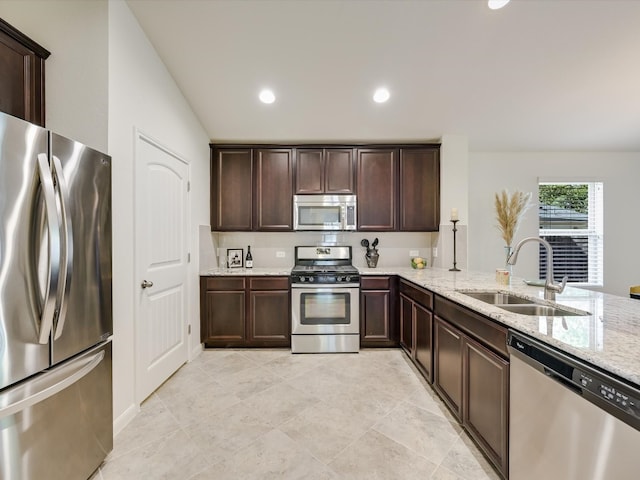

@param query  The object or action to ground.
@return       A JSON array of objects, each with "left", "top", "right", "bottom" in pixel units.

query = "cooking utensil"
[
  {"left": 361, "top": 239, "right": 369, "bottom": 248},
  {"left": 372, "top": 238, "right": 379, "bottom": 248}
]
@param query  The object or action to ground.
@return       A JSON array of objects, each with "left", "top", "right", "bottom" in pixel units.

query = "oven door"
[{"left": 291, "top": 284, "right": 359, "bottom": 335}]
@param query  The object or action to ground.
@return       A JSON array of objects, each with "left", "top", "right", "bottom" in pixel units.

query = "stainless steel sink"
[
  {"left": 498, "top": 304, "right": 586, "bottom": 317},
  {"left": 459, "top": 290, "right": 589, "bottom": 317},
  {"left": 462, "top": 292, "right": 534, "bottom": 305}
]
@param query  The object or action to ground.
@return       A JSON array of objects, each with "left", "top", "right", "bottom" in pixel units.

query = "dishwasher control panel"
[{"left": 575, "top": 369, "right": 640, "bottom": 420}]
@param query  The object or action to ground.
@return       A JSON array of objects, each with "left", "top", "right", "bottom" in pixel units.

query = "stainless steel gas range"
[{"left": 290, "top": 246, "right": 360, "bottom": 353}]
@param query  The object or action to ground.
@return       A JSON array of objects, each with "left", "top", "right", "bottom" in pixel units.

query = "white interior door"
[{"left": 135, "top": 133, "right": 190, "bottom": 402}]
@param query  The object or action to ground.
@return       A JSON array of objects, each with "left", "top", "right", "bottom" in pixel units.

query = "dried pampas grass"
[{"left": 494, "top": 190, "right": 532, "bottom": 246}]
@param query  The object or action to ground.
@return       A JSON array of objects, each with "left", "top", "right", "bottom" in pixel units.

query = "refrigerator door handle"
[
  {"left": 36, "top": 153, "right": 61, "bottom": 345},
  {"left": 0, "top": 350, "right": 105, "bottom": 420},
  {"left": 51, "top": 155, "right": 74, "bottom": 340}
]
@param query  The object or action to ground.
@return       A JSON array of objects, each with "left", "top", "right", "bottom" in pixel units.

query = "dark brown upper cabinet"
[
  {"left": 357, "top": 148, "right": 398, "bottom": 231},
  {"left": 399, "top": 147, "right": 440, "bottom": 231},
  {"left": 210, "top": 147, "right": 253, "bottom": 231},
  {"left": 210, "top": 143, "right": 439, "bottom": 232},
  {"left": 0, "top": 19, "right": 50, "bottom": 127},
  {"left": 295, "top": 148, "right": 355, "bottom": 194},
  {"left": 210, "top": 146, "right": 294, "bottom": 232},
  {"left": 254, "top": 148, "right": 293, "bottom": 230}
]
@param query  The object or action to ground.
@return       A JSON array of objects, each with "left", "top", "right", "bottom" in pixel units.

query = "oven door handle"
[{"left": 291, "top": 283, "right": 360, "bottom": 289}]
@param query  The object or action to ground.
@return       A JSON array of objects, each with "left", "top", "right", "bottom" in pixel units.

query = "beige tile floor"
[{"left": 93, "top": 349, "right": 501, "bottom": 480}]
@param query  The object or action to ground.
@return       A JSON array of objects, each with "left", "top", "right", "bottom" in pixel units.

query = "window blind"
[{"left": 539, "top": 182, "right": 603, "bottom": 286}]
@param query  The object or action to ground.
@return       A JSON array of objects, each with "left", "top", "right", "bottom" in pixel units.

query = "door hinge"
[
  {"left": 187, "top": 252, "right": 191, "bottom": 262},
  {"left": 187, "top": 181, "right": 191, "bottom": 192},
  {"left": 188, "top": 324, "right": 191, "bottom": 335}
]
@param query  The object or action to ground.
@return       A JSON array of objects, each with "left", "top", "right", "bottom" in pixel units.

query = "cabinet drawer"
[
  {"left": 399, "top": 280, "right": 433, "bottom": 310},
  {"left": 249, "top": 276, "right": 289, "bottom": 290},
  {"left": 361, "top": 276, "right": 390, "bottom": 290},
  {"left": 434, "top": 295, "right": 508, "bottom": 358},
  {"left": 205, "top": 277, "right": 246, "bottom": 290}
]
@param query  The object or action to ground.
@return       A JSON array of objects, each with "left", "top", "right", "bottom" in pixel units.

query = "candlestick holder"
[{"left": 449, "top": 219, "right": 461, "bottom": 272}]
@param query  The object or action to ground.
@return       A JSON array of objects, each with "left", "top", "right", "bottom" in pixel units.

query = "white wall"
[
  {"left": 432, "top": 135, "right": 469, "bottom": 270},
  {"left": 468, "top": 152, "right": 640, "bottom": 297},
  {"left": 108, "top": 0, "right": 210, "bottom": 431},
  {"left": 0, "top": 0, "right": 108, "bottom": 151}
]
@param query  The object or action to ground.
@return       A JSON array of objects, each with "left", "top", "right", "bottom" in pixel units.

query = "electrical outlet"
[
  {"left": 409, "top": 250, "right": 419, "bottom": 257},
  {"left": 433, "top": 247, "right": 438, "bottom": 257},
  {"left": 276, "top": 251, "right": 285, "bottom": 258}
]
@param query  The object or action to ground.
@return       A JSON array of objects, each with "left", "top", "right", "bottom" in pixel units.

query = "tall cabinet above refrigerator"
[{"left": 0, "top": 111, "right": 112, "bottom": 480}]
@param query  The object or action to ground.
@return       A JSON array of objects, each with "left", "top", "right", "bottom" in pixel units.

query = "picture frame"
[{"left": 227, "top": 248, "right": 244, "bottom": 269}]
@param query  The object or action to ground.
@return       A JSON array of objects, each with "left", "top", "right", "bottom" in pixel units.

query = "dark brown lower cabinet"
[
  {"left": 360, "top": 276, "right": 398, "bottom": 347},
  {"left": 200, "top": 276, "right": 290, "bottom": 347},
  {"left": 414, "top": 302, "right": 433, "bottom": 383},
  {"left": 248, "top": 277, "right": 290, "bottom": 346},
  {"left": 433, "top": 306, "right": 509, "bottom": 479},
  {"left": 463, "top": 336, "right": 509, "bottom": 476},
  {"left": 399, "top": 280, "right": 434, "bottom": 377},
  {"left": 201, "top": 277, "right": 246, "bottom": 346},
  {"left": 399, "top": 294, "right": 414, "bottom": 356},
  {"left": 433, "top": 316, "right": 464, "bottom": 419}
]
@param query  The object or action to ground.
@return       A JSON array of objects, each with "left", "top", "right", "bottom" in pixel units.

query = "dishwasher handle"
[
  {"left": 543, "top": 367, "right": 583, "bottom": 395},
  {"left": 508, "top": 331, "right": 575, "bottom": 383}
]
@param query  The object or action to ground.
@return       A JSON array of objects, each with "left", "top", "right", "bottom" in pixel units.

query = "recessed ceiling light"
[
  {"left": 373, "top": 87, "right": 390, "bottom": 103},
  {"left": 488, "top": 0, "right": 511, "bottom": 9},
  {"left": 259, "top": 89, "right": 275, "bottom": 104}
]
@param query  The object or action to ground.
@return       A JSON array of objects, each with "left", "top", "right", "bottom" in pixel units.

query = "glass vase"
[{"left": 504, "top": 245, "right": 513, "bottom": 279}]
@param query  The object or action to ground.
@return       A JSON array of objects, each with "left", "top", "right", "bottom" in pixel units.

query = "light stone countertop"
[
  {"left": 201, "top": 267, "right": 292, "bottom": 276},
  {"left": 202, "top": 266, "right": 640, "bottom": 387}
]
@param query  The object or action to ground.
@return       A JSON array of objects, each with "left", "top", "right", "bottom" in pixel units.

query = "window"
[{"left": 538, "top": 181, "right": 603, "bottom": 286}]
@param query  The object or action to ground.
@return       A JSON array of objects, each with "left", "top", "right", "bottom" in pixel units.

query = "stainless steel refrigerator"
[{"left": 0, "top": 111, "right": 112, "bottom": 480}]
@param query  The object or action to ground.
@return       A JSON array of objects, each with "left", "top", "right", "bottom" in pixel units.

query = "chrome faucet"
[{"left": 507, "top": 237, "right": 568, "bottom": 300}]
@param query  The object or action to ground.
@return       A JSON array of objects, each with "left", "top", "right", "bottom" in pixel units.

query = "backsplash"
[{"left": 199, "top": 226, "right": 443, "bottom": 271}]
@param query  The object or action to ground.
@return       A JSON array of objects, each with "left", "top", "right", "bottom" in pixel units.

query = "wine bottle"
[{"left": 245, "top": 246, "right": 253, "bottom": 268}]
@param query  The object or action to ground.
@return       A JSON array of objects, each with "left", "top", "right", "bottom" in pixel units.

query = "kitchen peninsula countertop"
[{"left": 202, "top": 266, "right": 640, "bottom": 386}]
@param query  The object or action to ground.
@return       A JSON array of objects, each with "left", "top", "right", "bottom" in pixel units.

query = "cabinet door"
[
  {"left": 463, "top": 337, "right": 509, "bottom": 476},
  {"left": 399, "top": 148, "right": 440, "bottom": 231},
  {"left": 295, "top": 148, "right": 324, "bottom": 194},
  {"left": 361, "top": 290, "right": 391, "bottom": 344},
  {"left": 434, "top": 316, "right": 463, "bottom": 420},
  {"left": 357, "top": 148, "right": 397, "bottom": 231},
  {"left": 211, "top": 148, "right": 253, "bottom": 231},
  {"left": 0, "top": 21, "right": 49, "bottom": 127},
  {"left": 324, "top": 148, "right": 355, "bottom": 193},
  {"left": 201, "top": 290, "right": 245, "bottom": 345},
  {"left": 414, "top": 303, "right": 433, "bottom": 383},
  {"left": 248, "top": 290, "right": 290, "bottom": 346},
  {"left": 399, "top": 294, "right": 414, "bottom": 356},
  {"left": 295, "top": 148, "right": 354, "bottom": 194},
  {"left": 255, "top": 148, "right": 293, "bottom": 230}
]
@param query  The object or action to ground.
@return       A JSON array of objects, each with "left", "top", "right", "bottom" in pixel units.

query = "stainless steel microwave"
[{"left": 293, "top": 194, "right": 357, "bottom": 231}]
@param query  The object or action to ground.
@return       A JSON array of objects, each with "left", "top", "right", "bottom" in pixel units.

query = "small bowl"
[{"left": 411, "top": 257, "right": 426, "bottom": 269}]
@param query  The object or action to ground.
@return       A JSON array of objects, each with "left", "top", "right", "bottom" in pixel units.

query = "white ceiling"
[{"left": 126, "top": 0, "right": 640, "bottom": 151}]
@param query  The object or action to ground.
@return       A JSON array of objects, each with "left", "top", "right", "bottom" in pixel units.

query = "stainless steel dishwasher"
[{"left": 508, "top": 331, "right": 640, "bottom": 479}]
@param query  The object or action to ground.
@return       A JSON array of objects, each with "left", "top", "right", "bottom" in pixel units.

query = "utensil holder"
[{"left": 365, "top": 252, "right": 379, "bottom": 268}]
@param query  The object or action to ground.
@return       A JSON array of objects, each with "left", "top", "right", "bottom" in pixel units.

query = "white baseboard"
[
  {"left": 113, "top": 403, "right": 139, "bottom": 437},
  {"left": 189, "top": 342, "right": 203, "bottom": 362}
]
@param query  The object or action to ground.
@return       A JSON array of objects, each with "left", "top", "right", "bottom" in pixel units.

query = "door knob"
[{"left": 141, "top": 280, "right": 154, "bottom": 289}]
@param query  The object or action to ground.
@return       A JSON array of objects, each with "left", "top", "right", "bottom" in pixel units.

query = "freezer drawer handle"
[
  {"left": 141, "top": 280, "right": 154, "bottom": 289},
  {"left": 36, "top": 153, "right": 61, "bottom": 344},
  {"left": 0, "top": 350, "right": 105, "bottom": 420}
]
